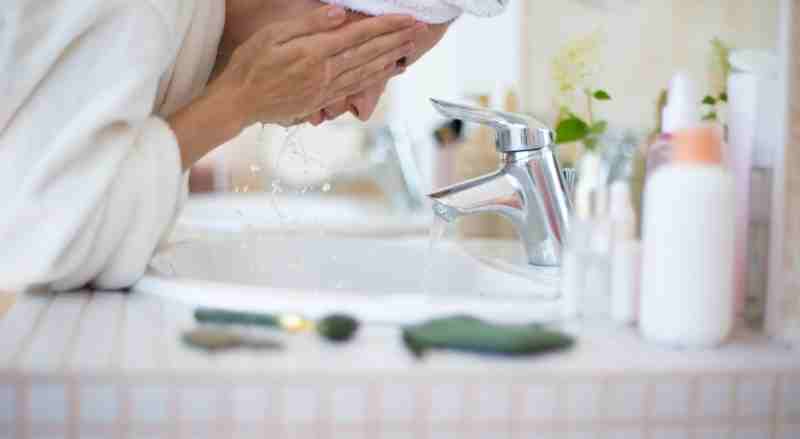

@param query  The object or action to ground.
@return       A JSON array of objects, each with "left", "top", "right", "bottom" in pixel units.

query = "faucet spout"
[
  {"left": 429, "top": 170, "right": 522, "bottom": 224},
  {"left": 426, "top": 99, "right": 572, "bottom": 267},
  {"left": 428, "top": 151, "right": 571, "bottom": 267}
]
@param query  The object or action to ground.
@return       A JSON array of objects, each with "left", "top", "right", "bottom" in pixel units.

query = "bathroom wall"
[
  {"left": 521, "top": 0, "right": 780, "bottom": 132},
  {"left": 781, "top": 0, "right": 800, "bottom": 320}
]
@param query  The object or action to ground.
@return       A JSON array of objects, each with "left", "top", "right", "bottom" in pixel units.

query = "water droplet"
[
  {"left": 322, "top": 183, "right": 332, "bottom": 192},
  {"left": 250, "top": 164, "right": 262, "bottom": 174}
]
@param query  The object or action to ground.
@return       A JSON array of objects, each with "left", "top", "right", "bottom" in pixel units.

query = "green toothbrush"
[{"left": 193, "top": 307, "right": 360, "bottom": 343}]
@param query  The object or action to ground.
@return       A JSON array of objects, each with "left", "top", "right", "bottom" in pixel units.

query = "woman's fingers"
[
  {"left": 307, "top": 110, "right": 326, "bottom": 126},
  {"left": 270, "top": 5, "right": 348, "bottom": 45},
  {"left": 322, "top": 98, "right": 350, "bottom": 121},
  {"left": 326, "top": 63, "right": 400, "bottom": 107},
  {"left": 330, "top": 23, "right": 426, "bottom": 77},
  {"left": 329, "top": 42, "right": 413, "bottom": 95},
  {"left": 315, "top": 14, "right": 416, "bottom": 57}
]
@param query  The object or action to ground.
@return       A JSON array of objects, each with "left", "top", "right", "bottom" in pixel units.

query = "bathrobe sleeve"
[{"left": 0, "top": 1, "right": 187, "bottom": 291}]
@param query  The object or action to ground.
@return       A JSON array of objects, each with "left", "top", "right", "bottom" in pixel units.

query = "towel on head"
[{"left": 319, "top": 0, "right": 508, "bottom": 24}]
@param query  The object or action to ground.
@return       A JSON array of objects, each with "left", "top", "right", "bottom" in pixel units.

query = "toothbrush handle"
[{"left": 194, "top": 307, "right": 281, "bottom": 328}]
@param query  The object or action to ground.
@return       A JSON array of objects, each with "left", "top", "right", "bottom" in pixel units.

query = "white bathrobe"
[{"left": 0, "top": 1, "right": 225, "bottom": 291}]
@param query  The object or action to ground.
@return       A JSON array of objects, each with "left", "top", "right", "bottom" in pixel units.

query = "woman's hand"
[
  {"left": 316, "top": 20, "right": 450, "bottom": 124},
  {"left": 169, "top": 4, "right": 422, "bottom": 169},
  {"left": 212, "top": 5, "right": 422, "bottom": 127}
]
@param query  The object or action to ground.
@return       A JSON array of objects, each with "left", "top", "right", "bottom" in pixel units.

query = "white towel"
[
  {"left": 0, "top": 0, "right": 225, "bottom": 292},
  {"left": 320, "top": 0, "right": 508, "bottom": 23}
]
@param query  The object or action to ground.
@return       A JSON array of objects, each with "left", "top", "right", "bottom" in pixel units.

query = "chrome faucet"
[{"left": 427, "top": 99, "right": 573, "bottom": 267}]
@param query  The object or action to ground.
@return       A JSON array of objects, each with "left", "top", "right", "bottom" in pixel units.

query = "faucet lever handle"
[{"left": 430, "top": 98, "right": 554, "bottom": 153}]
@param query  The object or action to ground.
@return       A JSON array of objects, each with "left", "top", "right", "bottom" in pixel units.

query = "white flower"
[{"left": 551, "top": 31, "right": 605, "bottom": 103}]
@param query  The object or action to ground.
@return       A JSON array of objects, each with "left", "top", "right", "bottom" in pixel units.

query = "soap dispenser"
[{"left": 640, "top": 124, "right": 735, "bottom": 348}]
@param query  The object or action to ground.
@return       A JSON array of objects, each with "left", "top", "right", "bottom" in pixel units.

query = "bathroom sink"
[
  {"left": 176, "top": 193, "right": 432, "bottom": 237},
  {"left": 135, "top": 233, "right": 562, "bottom": 325}
]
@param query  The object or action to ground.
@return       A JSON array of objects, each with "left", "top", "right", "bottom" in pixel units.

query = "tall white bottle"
[{"left": 640, "top": 123, "right": 736, "bottom": 348}]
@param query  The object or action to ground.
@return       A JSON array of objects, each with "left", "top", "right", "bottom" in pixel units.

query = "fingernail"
[
  {"left": 328, "top": 7, "right": 346, "bottom": 19},
  {"left": 414, "top": 23, "right": 428, "bottom": 33}
]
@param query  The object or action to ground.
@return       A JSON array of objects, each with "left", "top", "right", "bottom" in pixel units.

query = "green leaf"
[
  {"left": 718, "top": 92, "right": 728, "bottom": 102},
  {"left": 593, "top": 90, "right": 611, "bottom": 100},
  {"left": 702, "top": 95, "right": 717, "bottom": 105},
  {"left": 589, "top": 120, "right": 608, "bottom": 135},
  {"left": 583, "top": 136, "right": 600, "bottom": 152},
  {"left": 702, "top": 111, "right": 718, "bottom": 121},
  {"left": 555, "top": 117, "right": 590, "bottom": 144},
  {"left": 557, "top": 105, "right": 572, "bottom": 119}
]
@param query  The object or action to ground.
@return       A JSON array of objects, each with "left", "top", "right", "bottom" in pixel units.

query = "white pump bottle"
[{"left": 640, "top": 120, "right": 736, "bottom": 348}]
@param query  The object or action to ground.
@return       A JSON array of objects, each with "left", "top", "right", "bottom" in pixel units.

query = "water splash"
[
  {"left": 268, "top": 126, "right": 303, "bottom": 226},
  {"left": 263, "top": 125, "right": 338, "bottom": 281},
  {"left": 421, "top": 216, "right": 448, "bottom": 295}
]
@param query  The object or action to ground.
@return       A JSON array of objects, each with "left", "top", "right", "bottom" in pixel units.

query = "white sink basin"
[
  {"left": 176, "top": 194, "right": 432, "bottom": 237},
  {"left": 136, "top": 233, "right": 562, "bottom": 324}
]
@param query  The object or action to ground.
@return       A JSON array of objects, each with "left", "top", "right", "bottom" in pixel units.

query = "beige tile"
[
  {"left": 785, "top": 7, "right": 800, "bottom": 291},
  {"left": 786, "top": 146, "right": 800, "bottom": 189},
  {"left": 0, "top": 293, "right": 14, "bottom": 318},
  {"left": 522, "top": 1, "right": 779, "bottom": 132},
  {"left": 784, "top": 192, "right": 800, "bottom": 280}
]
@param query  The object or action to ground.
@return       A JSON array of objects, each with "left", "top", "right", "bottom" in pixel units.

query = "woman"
[{"left": 0, "top": 0, "right": 505, "bottom": 292}]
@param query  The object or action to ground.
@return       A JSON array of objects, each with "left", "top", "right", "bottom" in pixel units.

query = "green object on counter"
[
  {"left": 317, "top": 313, "right": 360, "bottom": 342},
  {"left": 402, "top": 315, "right": 574, "bottom": 358},
  {"left": 195, "top": 307, "right": 281, "bottom": 327},
  {"left": 182, "top": 328, "right": 284, "bottom": 352},
  {"left": 194, "top": 307, "right": 360, "bottom": 343}
]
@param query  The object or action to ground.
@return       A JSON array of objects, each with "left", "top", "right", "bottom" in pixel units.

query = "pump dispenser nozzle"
[{"left": 662, "top": 72, "right": 701, "bottom": 134}]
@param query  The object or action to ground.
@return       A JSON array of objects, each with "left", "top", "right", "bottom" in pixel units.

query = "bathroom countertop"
[{"left": 1, "top": 290, "right": 799, "bottom": 438}]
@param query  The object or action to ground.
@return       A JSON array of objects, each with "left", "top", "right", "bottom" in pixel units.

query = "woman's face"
[{"left": 225, "top": 0, "right": 449, "bottom": 124}]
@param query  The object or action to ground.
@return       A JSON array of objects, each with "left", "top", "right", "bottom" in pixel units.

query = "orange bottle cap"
[{"left": 672, "top": 124, "right": 723, "bottom": 165}]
